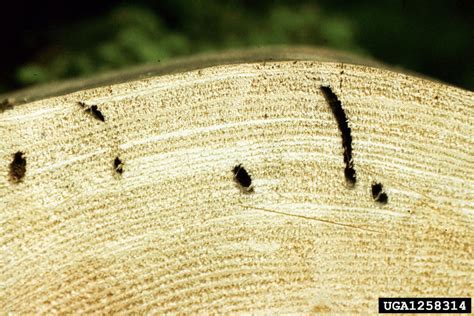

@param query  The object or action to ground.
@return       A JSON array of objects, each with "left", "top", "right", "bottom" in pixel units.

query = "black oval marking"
[
  {"left": 114, "top": 157, "right": 123, "bottom": 174},
  {"left": 233, "top": 164, "right": 253, "bottom": 190},
  {"left": 9, "top": 151, "right": 26, "bottom": 183},
  {"left": 371, "top": 182, "right": 383, "bottom": 199},
  {"left": 371, "top": 182, "right": 388, "bottom": 204}
]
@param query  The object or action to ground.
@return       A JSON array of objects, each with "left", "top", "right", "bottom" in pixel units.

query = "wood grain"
[{"left": 1, "top": 47, "right": 473, "bottom": 314}]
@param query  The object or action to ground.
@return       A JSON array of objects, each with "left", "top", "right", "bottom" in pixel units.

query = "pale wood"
[{"left": 1, "top": 47, "right": 473, "bottom": 314}]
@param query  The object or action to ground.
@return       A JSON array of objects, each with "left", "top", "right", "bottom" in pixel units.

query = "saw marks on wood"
[{"left": 1, "top": 58, "right": 473, "bottom": 314}]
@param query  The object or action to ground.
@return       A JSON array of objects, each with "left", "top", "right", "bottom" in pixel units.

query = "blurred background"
[{"left": 1, "top": 0, "right": 473, "bottom": 93}]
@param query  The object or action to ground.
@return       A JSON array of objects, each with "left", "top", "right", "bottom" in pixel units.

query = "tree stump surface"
[{"left": 1, "top": 47, "right": 473, "bottom": 314}]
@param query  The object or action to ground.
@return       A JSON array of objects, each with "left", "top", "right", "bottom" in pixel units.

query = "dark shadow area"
[{"left": 0, "top": 0, "right": 472, "bottom": 93}]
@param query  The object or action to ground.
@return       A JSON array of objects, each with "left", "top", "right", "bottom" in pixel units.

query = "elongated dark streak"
[{"left": 320, "top": 85, "right": 356, "bottom": 186}]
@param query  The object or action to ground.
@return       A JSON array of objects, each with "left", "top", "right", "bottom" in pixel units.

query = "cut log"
[{"left": 1, "top": 46, "right": 473, "bottom": 314}]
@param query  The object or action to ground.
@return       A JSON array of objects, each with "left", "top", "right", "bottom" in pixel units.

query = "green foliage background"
[{"left": 7, "top": 0, "right": 474, "bottom": 92}]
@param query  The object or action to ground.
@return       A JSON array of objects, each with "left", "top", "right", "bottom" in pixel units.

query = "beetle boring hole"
[
  {"left": 371, "top": 182, "right": 388, "bottom": 204},
  {"left": 320, "top": 85, "right": 356, "bottom": 186},
  {"left": 88, "top": 105, "right": 105, "bottom": 122},
  {"left": 114, "top": 157, "right": 123, "bottom": 174},
  {"left": 371, "top": 182, "right": 383, "bottom": 199},
  {"left": 376, "top": 192, "right": 388, "bottom": 204},
  {"left": 344, "top": 167, "right": 356, "bottom": 186},
  {"left": 79, "top": 102, "right": 105, "bottom": 122},
  {"left": 232, "top": 164, "right": 253, "bottom": 192},
  {"left": 9, "top": 151, "right": 26, "bottom": 183}
]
